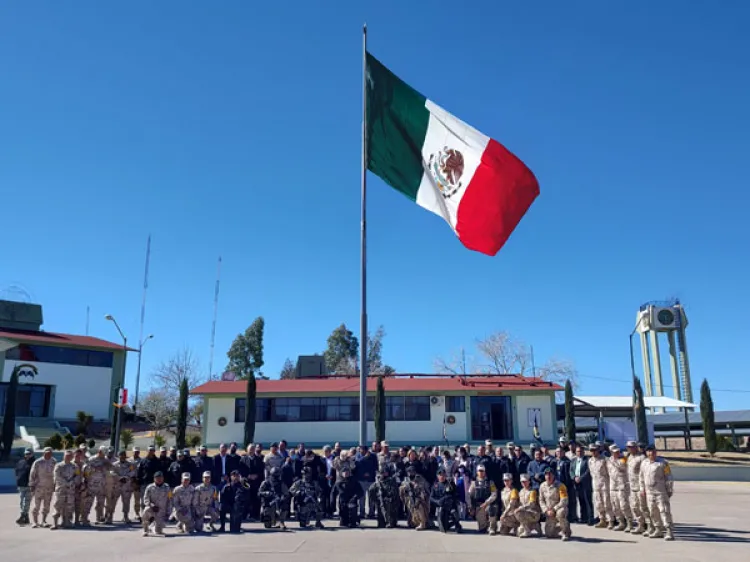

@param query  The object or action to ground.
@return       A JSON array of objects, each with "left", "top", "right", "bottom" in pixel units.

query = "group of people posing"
[{"left": 13, "top": 436, "right": 675, "bottom": 540}]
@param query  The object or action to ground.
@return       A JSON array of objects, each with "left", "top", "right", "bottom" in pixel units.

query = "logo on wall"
[{"left": 15, "top": 363, "right": 38, "bottom": 381}]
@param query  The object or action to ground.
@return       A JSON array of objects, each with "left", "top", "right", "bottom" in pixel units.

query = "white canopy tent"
[{"left": 574, "top": 395, "right": 697, "bottom": 411}]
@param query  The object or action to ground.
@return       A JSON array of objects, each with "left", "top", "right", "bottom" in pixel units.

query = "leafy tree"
[
  {"left": 280, "top": 358, "right": 296, "bottom": 380},
  {"left": 227, "top": 317, "right": 266, "bottom": 380},
  {"left": 633, "top": 376, "right": 649, "bottom": 445},
  {"left": 0, "top": 365, "right": 20, "bottom": 461},
  {"left": 367, "top": 326, "right": 395, "bottom": 375},
  {"left": 324, "top": 323, "right": 359, "bottom": 374},
  {"left": 700, "top": 379, "right": 718, "bottom": 456},
  {"left": 564, "top": 379, "right": 576, "bottom": 443},
  {"left": 176, "top": 378, "right": 189, "bottom": 449},
  {"left": 244, "top": 375, "right": 256, "bottom": 446},
  {"left": 374, "top": 375, "right": 386, "bottom": 442}
]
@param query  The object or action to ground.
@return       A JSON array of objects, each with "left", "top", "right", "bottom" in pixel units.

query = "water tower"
[{"left": 635, "top": 300, "right": 694, "bottom": 408}]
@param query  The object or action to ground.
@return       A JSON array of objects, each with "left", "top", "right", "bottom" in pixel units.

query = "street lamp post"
[
  {"left": 133, "top": 334, "right": 154, "bottom": 417},
  {"left": 105, "top": 314, "right": 127, "bottom": 453}
]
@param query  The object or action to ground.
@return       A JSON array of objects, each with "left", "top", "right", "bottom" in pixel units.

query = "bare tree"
[
  {"left": 139, "top": 388, "right": 177, "bottom": 438},
  {"left": 151, "top": 348, "right": 202, "bottom": 398},
  {"left": 536, "top": 357, "right": 579, "bottom": 387},
  {"left": 433, "top": 347, "right": 471, "bottom": 375}
]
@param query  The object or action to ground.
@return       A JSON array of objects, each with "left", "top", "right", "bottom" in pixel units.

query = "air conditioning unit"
[
  {"left": 430, "top": 396, "right": 443, "bottom": 406},
  {"left": 650, "top": 306, "right": 678, "bottom": 331}
]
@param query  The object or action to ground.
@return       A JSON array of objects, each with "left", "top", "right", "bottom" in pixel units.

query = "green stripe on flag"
[{"left": 366, "top": 52, "right": 429, "bottom": 202}]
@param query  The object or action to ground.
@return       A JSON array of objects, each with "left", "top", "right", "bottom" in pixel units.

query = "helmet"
[{"left": 269, "top": 467, "right": 281, "bottom": 479}]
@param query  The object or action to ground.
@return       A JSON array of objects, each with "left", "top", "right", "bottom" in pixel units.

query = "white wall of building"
[
  {"left": 514, "top": 394, "right": 556, "bottom": 444},
  {"left": 3, "top": 359, "right": 113, "bottom": 420},
  {"left": 204, "top": 396, "right": 470, "bottom": 446}
]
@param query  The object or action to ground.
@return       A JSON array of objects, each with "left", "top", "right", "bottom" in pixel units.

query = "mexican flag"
[{"left": 366, "top": 52, "right": 540, "bottom": 256}]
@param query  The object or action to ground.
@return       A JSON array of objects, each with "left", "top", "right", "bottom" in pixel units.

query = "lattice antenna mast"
[{"left": 207, "top": 256, "right": 222, "bottom": 381}]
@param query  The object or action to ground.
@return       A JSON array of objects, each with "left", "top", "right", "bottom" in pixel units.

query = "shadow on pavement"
[
  {"left": 675, "top": 523, "right": 750, "bottom": 543},
  {"left": 574, "top": 536, "right": 637, "bottom": 544}
]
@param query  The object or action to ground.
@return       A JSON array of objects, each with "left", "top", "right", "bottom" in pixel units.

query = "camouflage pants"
[
  {"left": 543, "top": 506, "right": 570, "bottom": 538},
  {"left": 630, "top": 488, "right": 649, "bottom": 527},
  {"left": 79, "top": 488, "right": 92, "bottom": 523},
  {"left": 107, "top": 485, "right": 132, "bottom": 520},
  {"left": 514, "top": 506, "right": 540, "bottom": 534},
  {"left": 18, "top": 486, "right": 31, "bottom": 515},
  {"left": 405, "top": 499, "right": 429, "bottom": 528},
  {"left": 175, "top": 507, "right": 194, "bottom": 532},
  {"left": 592, "top": 485, "right": 614, "bottom": 522},
  {"left": 89, "top": 483, "right": 107, "bottom": 521},
  {"left": 498, "top": 511, "right": 519, "bottom": 534},
  {"left": 132, "top": 484, "right": 141, "bottom": 516},
  {"left": 193, "top": 506, "right": 218, "bottom": 530},
  {"left": 475, "top": 505, "right": 498, "bottom": 533},
  {"left": 53, "top": 487, "right": 76, "bottom": 525},
  {"left": 32, "top": 486, "right": 54, "bottom": 521},
  {"left": 646, "top": 492, "right": 673, "bottom": 532},
  {"left": 141, "top": 506, "right": 167, "bottom": 534},
  {"left": 611, "top": 488, "right": 632, "bottom": 522}
]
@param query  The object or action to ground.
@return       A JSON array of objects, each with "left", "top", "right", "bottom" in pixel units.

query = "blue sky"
[{"left": 2, "top": 2, "right": 748, "bottom": 409}]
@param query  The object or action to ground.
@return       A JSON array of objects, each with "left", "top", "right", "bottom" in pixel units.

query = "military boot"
[
  {"left": 51, "top": 516, "right": 60, "bottom": 530},
  {"left": 615, "top": 520, "right": 627, "bottom": 531},
  {"left": 594, "top": 519, "right": 608, "bottom": 529},
  {"left": 15, "top": 515, "right": 25, "bottom": 525},
  {"left": 664, "top": 526, "right": 675, "bottom": 541},
  {"left": 624, "top": 520, "right": 633, "bottom": 533},
  {"left": 607, "top": 520, "right": 615, "bottom": 530},
  {"left": 650, "top": 528, "right": 665, "bottom": 539},
  {"left": 631, "top": 522, "right": 645, "bottom": 535}
]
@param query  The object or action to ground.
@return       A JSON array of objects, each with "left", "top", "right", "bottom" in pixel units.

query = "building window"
[
  {"left": 5, "top": 344, "right": 114, "bottom": 369},
  {"left": 0, "top": 383, "right": 51, "bottom": 417},
  {"left": 234, "top": 398, "right": 271, "bottom": 423},
  {"left": 445, "top": 396, "right": 465, "bottom": 412}
]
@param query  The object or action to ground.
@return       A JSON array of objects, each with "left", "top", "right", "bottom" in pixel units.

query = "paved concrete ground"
[{"left": 1, "top": 482, "right": 748, "bottom": 561}]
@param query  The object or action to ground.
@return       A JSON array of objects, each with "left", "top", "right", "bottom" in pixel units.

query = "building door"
[{"left": 471, "top": 396, "right": 512, "bottom": 441}]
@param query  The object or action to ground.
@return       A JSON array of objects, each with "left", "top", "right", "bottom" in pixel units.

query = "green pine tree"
[
  {"left": 633, "top": 376, "right": 649, "bottom": 445},
  {"left": 175, "top": 378, "right": 189, "bottom": 449},
  {"left": 0, "top": 365, "right": 20, "bottom": 461},
  {"left": 244, "top": 375, "right": 256, "bottom": 446},
  {"left": 700, "top": 379, "right": 718, "bottom": 456},
  {"left": 564, "top": 379, "right": 576, "bottom": 443},
  {"left": 374, "top": 375, "right": 386, "bottom": 443}
]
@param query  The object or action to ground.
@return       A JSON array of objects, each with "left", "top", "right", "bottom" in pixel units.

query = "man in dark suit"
[
  {"left": 213, "top": 443, "right": 240, "bottom": 487},
  {"left": 569, "top": 445, "right": 593, "bottom": 524}
]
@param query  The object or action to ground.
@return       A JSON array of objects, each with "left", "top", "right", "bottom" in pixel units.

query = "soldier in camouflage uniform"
[
  {"left": 107, "top": 450, "right": 135, "bottom": 524},
  {"left": 73, "top": 449, "right": 89, "bottom": 526},
  {"left": 51, "top": 450, "right": 78, "bottom": 529},
  {"left": 588, "top": 443, "right": 614, "bottom": 529},
  {"left": 192, "top": 471, "right": 219, "bottom": 532},
  {"left": 539, "top": 467, "right": 571, "bottom": 541},
  {"left": 141, "top": 471, "right": 172, "bottom": 536},
  {"left": 131, "top": 447, "right": 142, "bottom": 521},
  {"left": 172, "top": 472, "right": 196, "bottom": 533},
  {"left": 29, "top": 447, "right": 56, "bottom": 528},
  {"left": 514, "top": 474, "right": 541, "bottom": 538},
  {"left": 626, "top": 440, "right": 649, "bottom": 535},
  {"left": 399, "top": 464, "right": 429, "bottom": 530},
  {"left": 607, "top": 445, "right": 633, "bottom": 532},
  {"left": 639, "top": 445, "right": 675, "bottom": 541},
  {"left": 86, "top": 446, "right": 113, "bottom": 524},
  {"left": 371, "top": 465, "right": 400, "bottom": 528},
  {"left": 498, "top": 473, "right": 520, "bottom": 535},
  {"left": 290, "top": 466, "right": 325, "bottom": 528},
  {"left": 468, "top": 465, "right": 498, "bottom": 535},
  {"left": 259, "top": 467, "right": 290, "bottom": 530}
]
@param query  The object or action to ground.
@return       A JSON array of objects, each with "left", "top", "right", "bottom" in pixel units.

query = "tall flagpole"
[{"left": 359, "top": 23, "right": 369, "bottom": 447}]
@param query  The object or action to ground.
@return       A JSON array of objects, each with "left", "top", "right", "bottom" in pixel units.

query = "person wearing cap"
[
  {"left": 539, "top": 467, "right": 571, "bottom": 540},
  {"left": 106, "top": 450, "right": 135, "bottom": 524},
  {"left": 498, "top": 473, "right": 520, "bottom": 536},
  {"left": 172, "top": 472, "right": 196, "bottom": 533},
  {"left": 570, "top": 444, "right": 593, "bottom": 525},
  {"left": 193, "top": 470, "right": 220, "bottom": 532},
  {"left": 468, "top": 464, "right": 498, "bottom": 535},
  {"left": 514, "top": 473, "right": 541, "bottom": 538},
  {"left": 639, "top": 445, "right": 675, "bottom": 540},
  {"left": 194, "top": 445, "right": 213, "bottom": 485},
  {"left": 73, "top": 448, "right": 89, "bottom": 526},
  {"left": 81, "top": 446, "right": 112, "bottom": 525},
  {"left": 157, "top": 446, "right": 170, "bottom": 473},
  {"left": 137, "top": 445, "right": 161, "bottom": 517},
  {"left": 377, "top": 441, "right": 390, "bottom": 471},
  {"left": 131, "top": 446, "right": 143, "bottom": 519},
  {"left": 262, "top": 442, "right": 284, "bottom": 480},
  {"left": 626, "top": 440, "right": 649, "bottom": 535},
  {"left": 29, "top": 446, "right": 57, "bottom": 528},
  {"left": 142, "top": 471, "right": 172, "bottom": 536},
  {"left": 50, "top": 449, "right": 77, "bottom": 529},
  {"left": 14, "top": 448, "right": 35, "bottom": 526},
  {"left": 554, "top": 446, "right": 576, "bottom": 523},
  {"left": 606, "top": 445, "right": 633, "bottom": 532},
  {"left": 430, "top": 467, "right": 461, "bottom": 533},
  {"left": 588, "top": 443, "right": 614, "bottom": 529}
]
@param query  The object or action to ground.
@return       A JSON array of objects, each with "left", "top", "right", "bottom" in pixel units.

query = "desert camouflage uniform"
[
  {"left": 607, "top": 454, "right": 633, "bottom": 531},
  {"left": 141, "top": 482, "right": 172, "bottom": 535},
  {"left": 588, "top": 455, "right": 614, "bottom": 528},
  {"left": 498, "top": 487, "right": 520, "bottom": 535},
  {"left": 29, "top": 456, "right": 56, "bottom": 527},
  {"left": 86, "top": 456, "right": 112, "bottom": 523},
  {"left": 468, "top": 478, "right": 498, "bottom": 534},
  {"left": 192, "top": 483, "right": 219, "bottom": 531},
  {"left": 539, "top": 480, "right": 571, "bottom": 540},
  {"left": 639, "top": 456, "right": 674, "bottom": 540},
  {"left": 172, "top": 482, "right": 195, "bottom": 533},
  {"left": 627, "top": 451, "right": 649, "bottom": 533},
  {"left": 107, "top": 459, "right": 136, "bottom": 523},
  {"left": 52, "top": 461, "right": 78, "bottom": 528},
  {"left": 514, "top": 487, "right": 541, "bottom": 537},
  {"left": 399, "top": 473, "right": 430, "bottom": 530}
]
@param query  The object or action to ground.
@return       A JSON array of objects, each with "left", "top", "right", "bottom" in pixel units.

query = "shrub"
[
  {"left": 717, "top": 435, "right": 737, "bottom": 452},
  {"left": 75, "top": 410, "right": 94, "bottom": 436},
  {"left": 120, "top": 429, "right": 134, "bottom": 450},
  {"left": 153, "top": 434, "right": 166, "bottom": 448},
  {"left": 87, "top": 439, "right": 95, "bottom": 448},
  {"left": 44, "top": 433, "right": 64, "bottom": 450},
  {"left": 188, "top": 434, "right": 202, "bottom": 449},
  {"left": 74, "top": 434, "right": 87, "bottom": 447},
  {"left": 62, "top": 433, "right": 75, "bottom": 449}
]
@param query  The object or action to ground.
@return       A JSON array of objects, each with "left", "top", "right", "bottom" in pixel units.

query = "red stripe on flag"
[{"left": 455, "top": 139, "right": 539, "bottom": 256}]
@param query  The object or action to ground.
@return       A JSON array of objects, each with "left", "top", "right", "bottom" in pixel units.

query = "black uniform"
[
  {"left": 258, "top": 468, "right": 290, "bottom": 529},
  {"left": 430, "top": 478, "right": 461, "bottom": 533},
  {"left": 289, "top": 468, "right": 324, "bottom": 528},
  {"left": 219, "top": 479, "right": 246, "bottom": 533},
  {"left": 330, "top": 471, "right": 362, "bottom": 528}
]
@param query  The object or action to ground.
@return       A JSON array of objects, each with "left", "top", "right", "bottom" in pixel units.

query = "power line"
[{"left": 577, "top": 373, "right": 750, "bottom": 394}]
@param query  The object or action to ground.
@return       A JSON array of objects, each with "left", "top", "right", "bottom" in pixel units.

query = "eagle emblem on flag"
[{"left": 428, "top": 147, "right": 464, "bottom": 198}]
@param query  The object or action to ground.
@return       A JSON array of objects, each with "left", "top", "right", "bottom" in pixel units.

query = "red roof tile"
[
  {"left": 191, "top": 375, "right": 562, "bottom": 395},
  {"left": 0, "top": 328, "right": 135, "bottom": 352}
]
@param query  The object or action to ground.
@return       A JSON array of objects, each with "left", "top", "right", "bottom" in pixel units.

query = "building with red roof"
[
  {"left": 191, "top": 374, "right": 562, "bottom": 447},
  {"left": 0, "top": 300, "right": 131, "bottom": 422}
]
